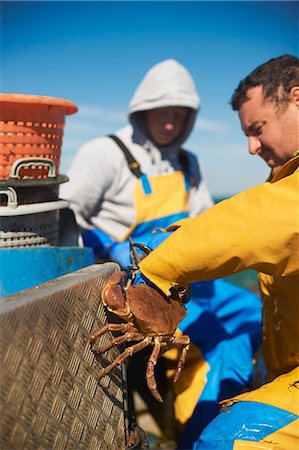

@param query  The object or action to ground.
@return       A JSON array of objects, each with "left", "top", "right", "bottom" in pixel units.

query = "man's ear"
[{"left": 290, "top": 86, "right": 299, "bottom": 108}]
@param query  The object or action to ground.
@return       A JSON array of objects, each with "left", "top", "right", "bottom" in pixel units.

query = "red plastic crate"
[{"left": 0, "top": 93, "right": 78, "bottom": 180}]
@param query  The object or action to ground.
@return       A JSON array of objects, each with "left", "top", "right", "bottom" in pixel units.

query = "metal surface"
[{"left": 0, "top": 263, "right": 130, "bottom": 449}]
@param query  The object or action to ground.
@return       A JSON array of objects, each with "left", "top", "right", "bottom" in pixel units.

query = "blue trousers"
[{"left": 176, "top": 279, "right": 262, "bottom": 449}]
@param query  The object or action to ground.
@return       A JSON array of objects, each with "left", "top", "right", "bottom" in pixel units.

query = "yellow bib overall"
[{"left": 104, "top": 134, "right": 191, "bottom": 268}]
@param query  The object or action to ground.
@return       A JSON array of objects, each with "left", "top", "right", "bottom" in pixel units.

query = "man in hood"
[
  {"left": 61, "top": 59, "right": 213, "bottom": 265},
  {"left": 61, "top": 59, "right": 261, "bottom": 448}
]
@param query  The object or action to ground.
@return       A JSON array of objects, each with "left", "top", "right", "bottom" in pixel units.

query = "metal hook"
[{"left": 128, "top": 237, "right": 153, "bottom": 279}]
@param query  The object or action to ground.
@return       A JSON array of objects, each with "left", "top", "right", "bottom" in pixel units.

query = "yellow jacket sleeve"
[{"left": 139, "top": 170, "right": 299, "bottom": 296}]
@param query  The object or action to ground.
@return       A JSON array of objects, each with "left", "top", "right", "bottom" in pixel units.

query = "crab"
[{"left": 90, "top": 269, "right": 190, "bottom": 402}]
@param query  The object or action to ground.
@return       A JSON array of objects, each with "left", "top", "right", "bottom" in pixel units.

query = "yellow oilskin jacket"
[{"left": 139, "top": 154, "right": 299, "bottom": 379}]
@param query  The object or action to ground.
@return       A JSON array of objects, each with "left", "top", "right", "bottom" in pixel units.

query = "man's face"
[
  {"left": 238, "top": 86, "right": 299, "bottom": 174},
  {"left": 144, "top": 106, "right": 189, "bottom": 146}
]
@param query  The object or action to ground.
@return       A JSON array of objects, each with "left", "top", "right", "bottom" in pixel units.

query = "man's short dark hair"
[{"left": 230, "top": 54, "right": 299, "bottom": 111}]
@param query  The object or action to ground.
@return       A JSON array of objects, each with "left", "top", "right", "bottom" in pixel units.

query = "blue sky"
[{"left": 1, "top": 1, "right": 298, "bottom": 195}]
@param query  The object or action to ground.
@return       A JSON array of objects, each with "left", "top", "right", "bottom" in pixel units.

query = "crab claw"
[{"left": 102, "top": 271, "right": 131, "bottom": 317}]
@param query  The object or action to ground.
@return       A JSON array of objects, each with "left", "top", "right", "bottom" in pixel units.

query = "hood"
[{"left": 128, "top": 59, "right": 200, "bottom": 150}]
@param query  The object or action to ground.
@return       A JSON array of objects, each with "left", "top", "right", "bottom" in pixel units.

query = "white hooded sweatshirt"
[{"left": 60, "top": 59, "right": 213, "bottom": 240}]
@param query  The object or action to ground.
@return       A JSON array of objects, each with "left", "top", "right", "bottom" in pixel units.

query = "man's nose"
[
  {"left": 248, "top": 136, "right": 261, "bottom": 155},
  {"left": 164, "top": 122, "right": 175, "bottom": 131},
  {"left": 163, "top": 112, "right": 176, "bottom": 130}
]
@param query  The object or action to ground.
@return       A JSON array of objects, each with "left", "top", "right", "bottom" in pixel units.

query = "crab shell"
[{"left": 101, "top": 271, "right": 187, "bottom": 335}]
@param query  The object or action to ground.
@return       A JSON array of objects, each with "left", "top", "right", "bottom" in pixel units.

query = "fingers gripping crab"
[{"left": 90, "top": 240, "right": 190, "bottom": 402}]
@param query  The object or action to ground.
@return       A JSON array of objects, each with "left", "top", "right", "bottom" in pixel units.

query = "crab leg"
[
  {"left": 171, "top": 335, "right": 190, "bottom": 383},
  {"left": 97, "top": 337, "right": 151, "bottom": 380},
  {"left": 157, "top": 335, "right": 190, "bottom": 383},
  {"left": 98, "top": 331, "right": 145, "bottom": 353},
  {"left": 173, "top": 344, "right": 190, "bottom": 383},
  {"left": 89, "top": 323, "right": 136, "bottom": 344},
  {"left": 146, "top": 337, "right": 163, "bottom": 403}
]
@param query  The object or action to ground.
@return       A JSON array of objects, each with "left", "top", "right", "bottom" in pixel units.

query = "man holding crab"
[{"left": 133, "top": 54, "right": 299, "bottom": 448}]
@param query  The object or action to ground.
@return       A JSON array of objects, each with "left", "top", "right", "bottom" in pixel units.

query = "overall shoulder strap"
[
  {"left": 108, "top": 134, "right": 143, "bottom": 178},
  {"left": 178, "top": 148, "right": 190, "bottom": 174},
  {"left": 179, "top": 148, "right": 194, "bottom": 188}
]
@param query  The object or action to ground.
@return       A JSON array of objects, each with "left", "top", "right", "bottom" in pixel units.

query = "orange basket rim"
[{"left": 0, "top": 93, "right": 78, "bottom": 115}]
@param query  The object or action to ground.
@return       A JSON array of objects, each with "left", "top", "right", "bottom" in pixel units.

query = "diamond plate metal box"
[{"left": 0, "top": 263, "right": 131, "bottom": 449}]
